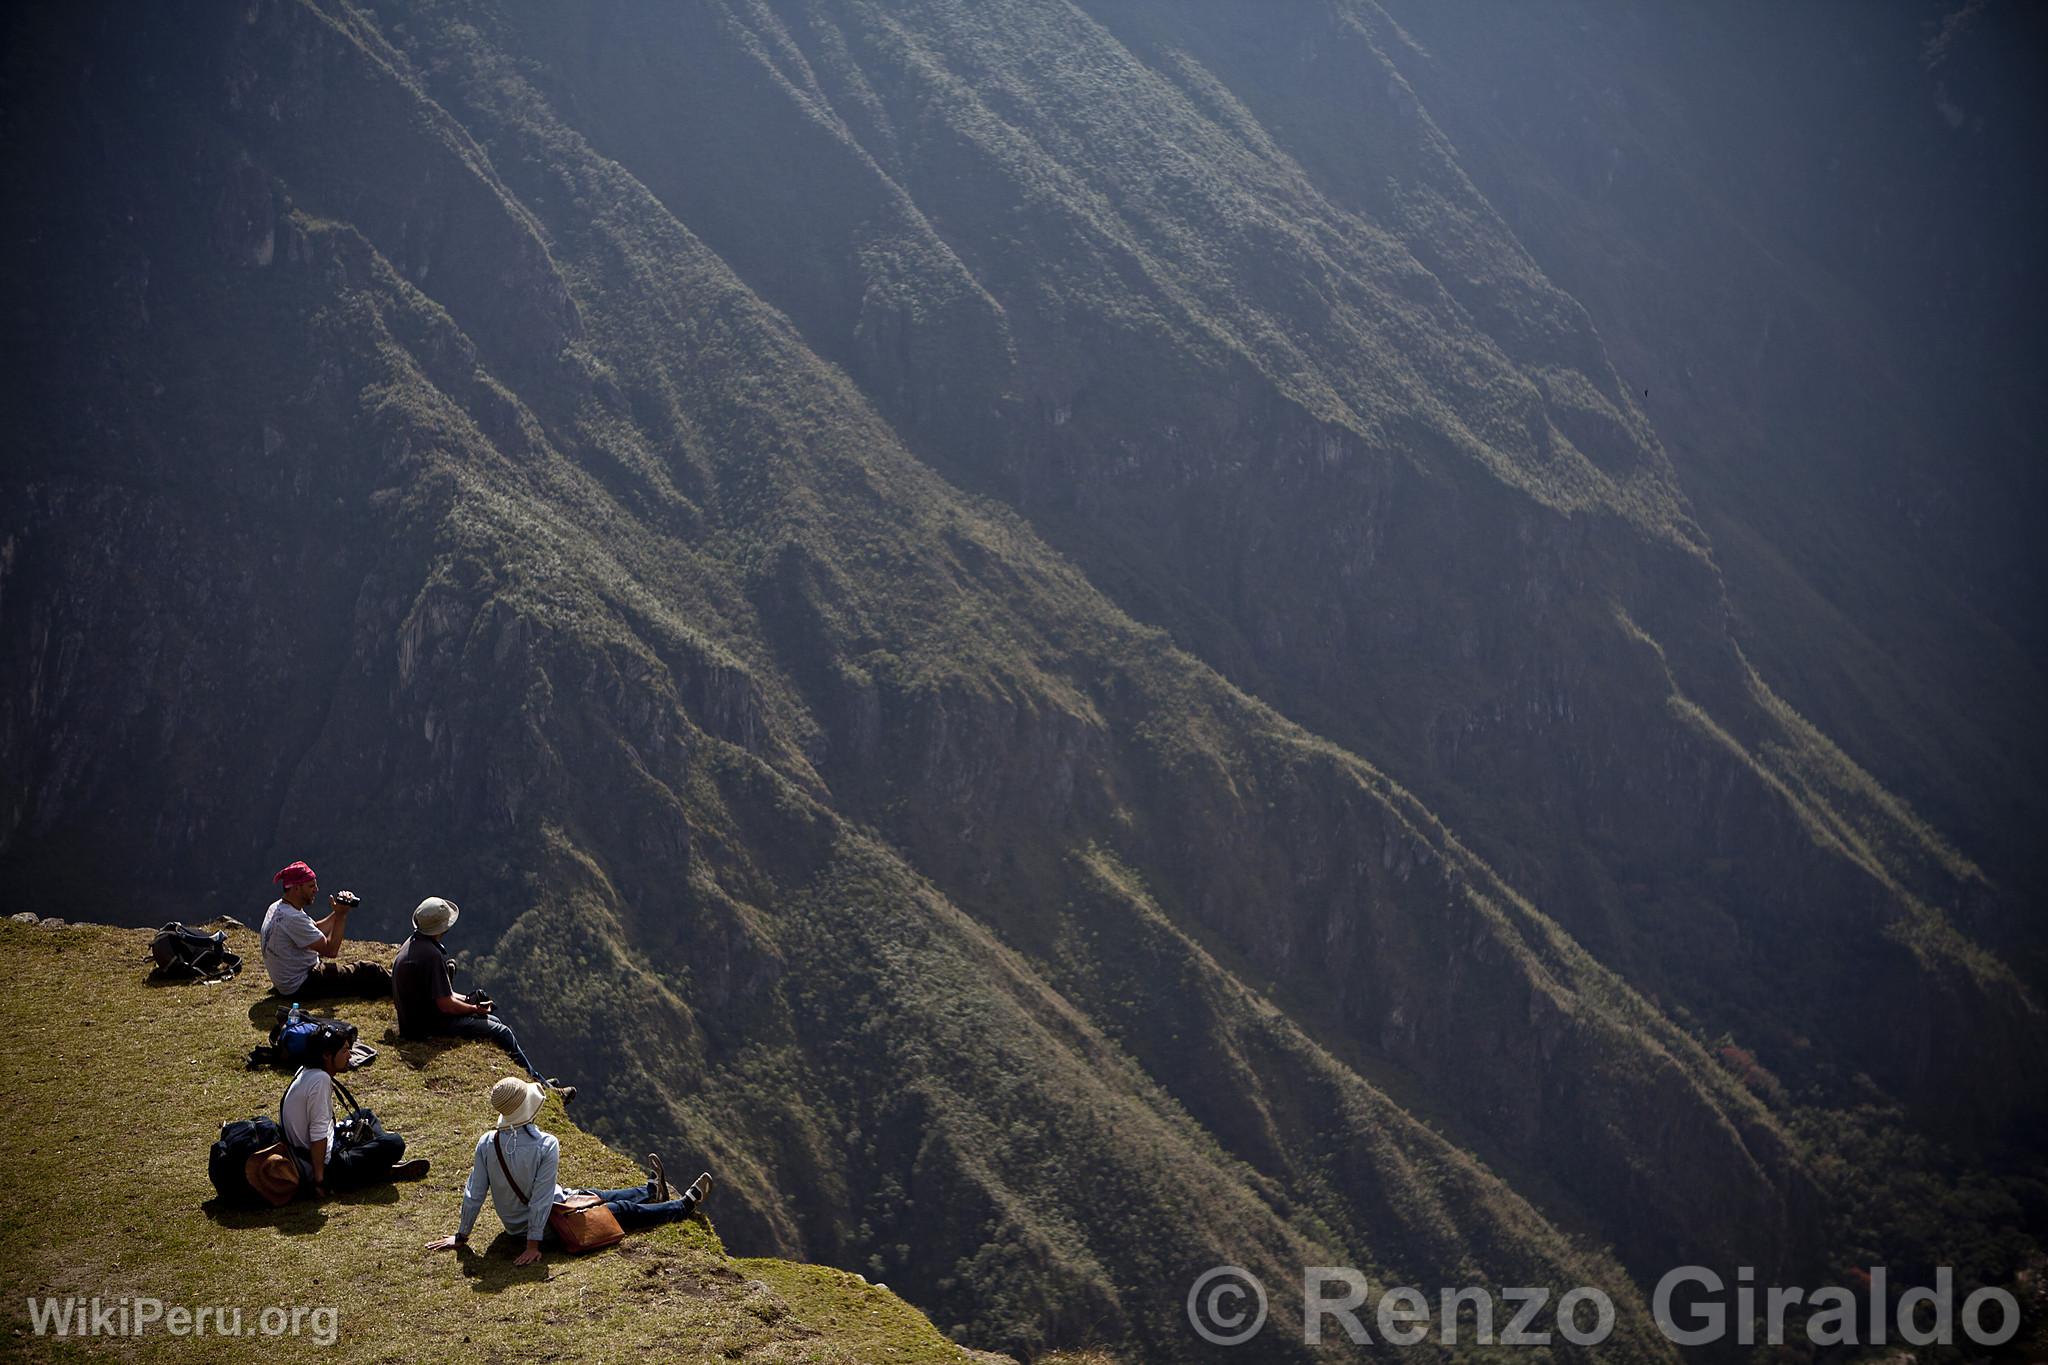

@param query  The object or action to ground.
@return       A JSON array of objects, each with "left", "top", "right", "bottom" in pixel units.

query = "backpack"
[
  {"left": 276, "top": 1004, "right": 346, "bottom": 1064},
  {"left": 148, "top": 923, "right": 242, "bottom": 982},
  {"left": 245, "top": 1005, "right": 375, "bottom": 1071},
  {"left": 208, "top": 1072, "right": 387, "bottom": 1206},
  {"left": 208, "top": 1114, "right": 288, "bottom": 1206}
]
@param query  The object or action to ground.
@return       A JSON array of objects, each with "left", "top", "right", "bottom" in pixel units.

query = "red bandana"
[{"left": 272, "top": 861, "right": 317, "bottom": 888}]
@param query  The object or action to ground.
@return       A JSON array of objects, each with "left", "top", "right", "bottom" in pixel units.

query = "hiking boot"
[
  {"left": 686, "top": 1172, "right": 714, "bottom": 1207},
  {"left": 546, "top": 1078, "right": 577, "bottom": 1105},
  {"left": 648, "top": 1152, "right": 670, "bottom": 1203},
  {"left": 391, "top": 1159, "right": 432, "bottom": 1181}
]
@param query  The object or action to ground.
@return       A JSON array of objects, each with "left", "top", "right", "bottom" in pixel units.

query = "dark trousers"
[
  {"left": 547, "top": 1180, "right": 701, "bottom": 1237},
  {"left": 321, "top": 1131, "right": 408, "bottom": 1193},
  {"left": 438, "top": 1013, "right": 543, "bottom": 1080},
  {"left": 290, "top": 960, "right": 393, "bottom": 1000}
]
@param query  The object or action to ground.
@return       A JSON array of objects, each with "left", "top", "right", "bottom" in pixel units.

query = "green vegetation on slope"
[{"left": 2, "top": 1, "right": 2042, "bottom": 1359}]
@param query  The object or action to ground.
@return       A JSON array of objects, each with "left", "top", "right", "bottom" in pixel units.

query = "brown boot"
[
  {"left": 648, "top": 1152, "right": 670, "bottom": 1203},
  {"left": 390, "top": 1159, "right": 431, "bottom": 1181}
]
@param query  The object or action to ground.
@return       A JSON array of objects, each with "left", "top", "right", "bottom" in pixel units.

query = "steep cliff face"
[
  {"left": 1361, "top": 0, "right": 2048, "bottom": 960},
  {"left": 3, "top": 2, "right": 2040, "bottom": 1360},
  {"left": 454, "top": 0, "right": 2040, "bottom": 1130}
]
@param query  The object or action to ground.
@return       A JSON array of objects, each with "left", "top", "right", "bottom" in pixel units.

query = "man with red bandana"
[{"left": 260, "top": 861, "right": 392, "bottom": 998}]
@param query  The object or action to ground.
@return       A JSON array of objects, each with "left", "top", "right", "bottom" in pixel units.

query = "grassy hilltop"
[{"left": 0, "top": 918, "right": 1006, "bottom": 1364}]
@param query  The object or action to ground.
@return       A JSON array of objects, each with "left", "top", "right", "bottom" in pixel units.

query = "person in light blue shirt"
[{"left": 424, "top": 1077, "right": 711, "bottom": 1266}]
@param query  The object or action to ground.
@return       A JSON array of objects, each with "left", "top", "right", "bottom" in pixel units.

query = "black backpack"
[
  {"left": 149, "top": 923, "right": 242, "bottom": 982},
  {"left": 208, "top": 1113, "right": 287, "bottom": 1206},
  {"left": 208, "top": 1074, "right": 386, "bottom": 1205}
]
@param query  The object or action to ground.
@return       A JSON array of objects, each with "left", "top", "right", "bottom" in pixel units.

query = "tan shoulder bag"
[{"left": 493, "top": 1131, "right": 625, "bottom": 1253}]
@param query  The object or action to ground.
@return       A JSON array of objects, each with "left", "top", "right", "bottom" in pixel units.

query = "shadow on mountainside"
[
  {"left": 459, "top": 1236, "right": 552, "bottom": 1292},
  {"left": 200, "top": 1196, "right": 327, "bottom": 1236},
  {"left": 242, "top": 997, "right": 368, "bottom": 1032},
  {"left": 140, "top": 973, "right": 242, "bottom": 990},
  {"left": 379, "top": 1028, "right": 465, "bottom": 1072}
]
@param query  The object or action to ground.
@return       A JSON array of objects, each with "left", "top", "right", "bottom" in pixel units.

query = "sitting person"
[
  {"left": 260, "top": 861, "right": 392, "bottom": 999},
  {"left": 424, "top": 1077, "right": 710, "bottom": 1266},
  {"left": 393, "top": 896, "right": 575, "bottom": 1102},
  {"left": 281, "top": 1023, "right": 428, "bottom": 1195}
]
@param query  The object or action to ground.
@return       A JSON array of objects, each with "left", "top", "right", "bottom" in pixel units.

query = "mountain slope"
[
  {"left": 2, "top": 2, "right": 2042, "bottom": 1360},
  {"left": 443, "top": 0, "right": 2041, "bottom": 1134},
  {"left": 1367, "top": 0, "right": 2048, "bottom": 969}
]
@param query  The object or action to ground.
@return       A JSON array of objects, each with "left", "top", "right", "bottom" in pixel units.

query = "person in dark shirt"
[{"left": 392, "top": 897, "right": 576, "bottom": 1103}]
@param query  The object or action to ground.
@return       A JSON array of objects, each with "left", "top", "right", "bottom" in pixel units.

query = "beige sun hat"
[
  {"left": 490, "top": 1075, "right": 546, "bottom": 1128},
  {"left": 413, "top": 896, "right": 461, "bottom": 936}
]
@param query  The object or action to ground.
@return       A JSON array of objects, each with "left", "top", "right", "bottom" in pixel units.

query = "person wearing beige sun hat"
[
  {"left": 424, "top": 1077, "right": 713, "bottom": 1266},
  {"left": 391, "top": 896, "right": 576, "bottom": 1103}
]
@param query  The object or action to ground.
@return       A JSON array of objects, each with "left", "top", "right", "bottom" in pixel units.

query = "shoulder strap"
[
  {"left": 281, "top": 1067, "right": 342, "bottom": 1147},
  {"left": 280, "top": 1067, "right": 301, "bottom": 1142},
  {"left": 332, "top": 1076, "right": 363, "bottom": 1117},
  {"left": 492, "top": 1131, "right": 532, "bottom": 1204}
]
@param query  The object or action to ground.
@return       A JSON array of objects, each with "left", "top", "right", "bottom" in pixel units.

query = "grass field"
[{"left": 0, "top": 918, "right": 998, "bottom": 1363}]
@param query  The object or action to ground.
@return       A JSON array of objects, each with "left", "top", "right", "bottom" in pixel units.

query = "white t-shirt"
[
  {"left": 260, "top": 898, "right": 325, "bottom": 993},
  {"left": 281, "top": 1067, "right": 335, "bottom": 1152}
]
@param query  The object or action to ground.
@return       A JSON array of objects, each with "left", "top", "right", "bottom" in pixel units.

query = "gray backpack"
[{"left": 148, "top": 922, "right": 243, "bottom": 981}]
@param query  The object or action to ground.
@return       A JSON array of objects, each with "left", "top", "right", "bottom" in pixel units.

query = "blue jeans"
[
  {"left": 438, "top": 1013, "right": 543, "bottom": 1080},
  {"left": 544, "top": 1180, "right": 701, "bottom": 1238}
]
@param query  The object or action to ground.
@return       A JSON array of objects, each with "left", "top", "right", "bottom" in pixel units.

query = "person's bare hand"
[
  {"left": 424, "top": 1236, "right": 463, "bottom": 1253},
  {"left": 513, "top": 1245, "right": 543, "bottom": 1267}
]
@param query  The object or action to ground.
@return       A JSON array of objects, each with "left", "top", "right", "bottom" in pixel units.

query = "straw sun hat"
[{"left": 490, "top": 1075, "right": 546, "bottom": 1128}]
